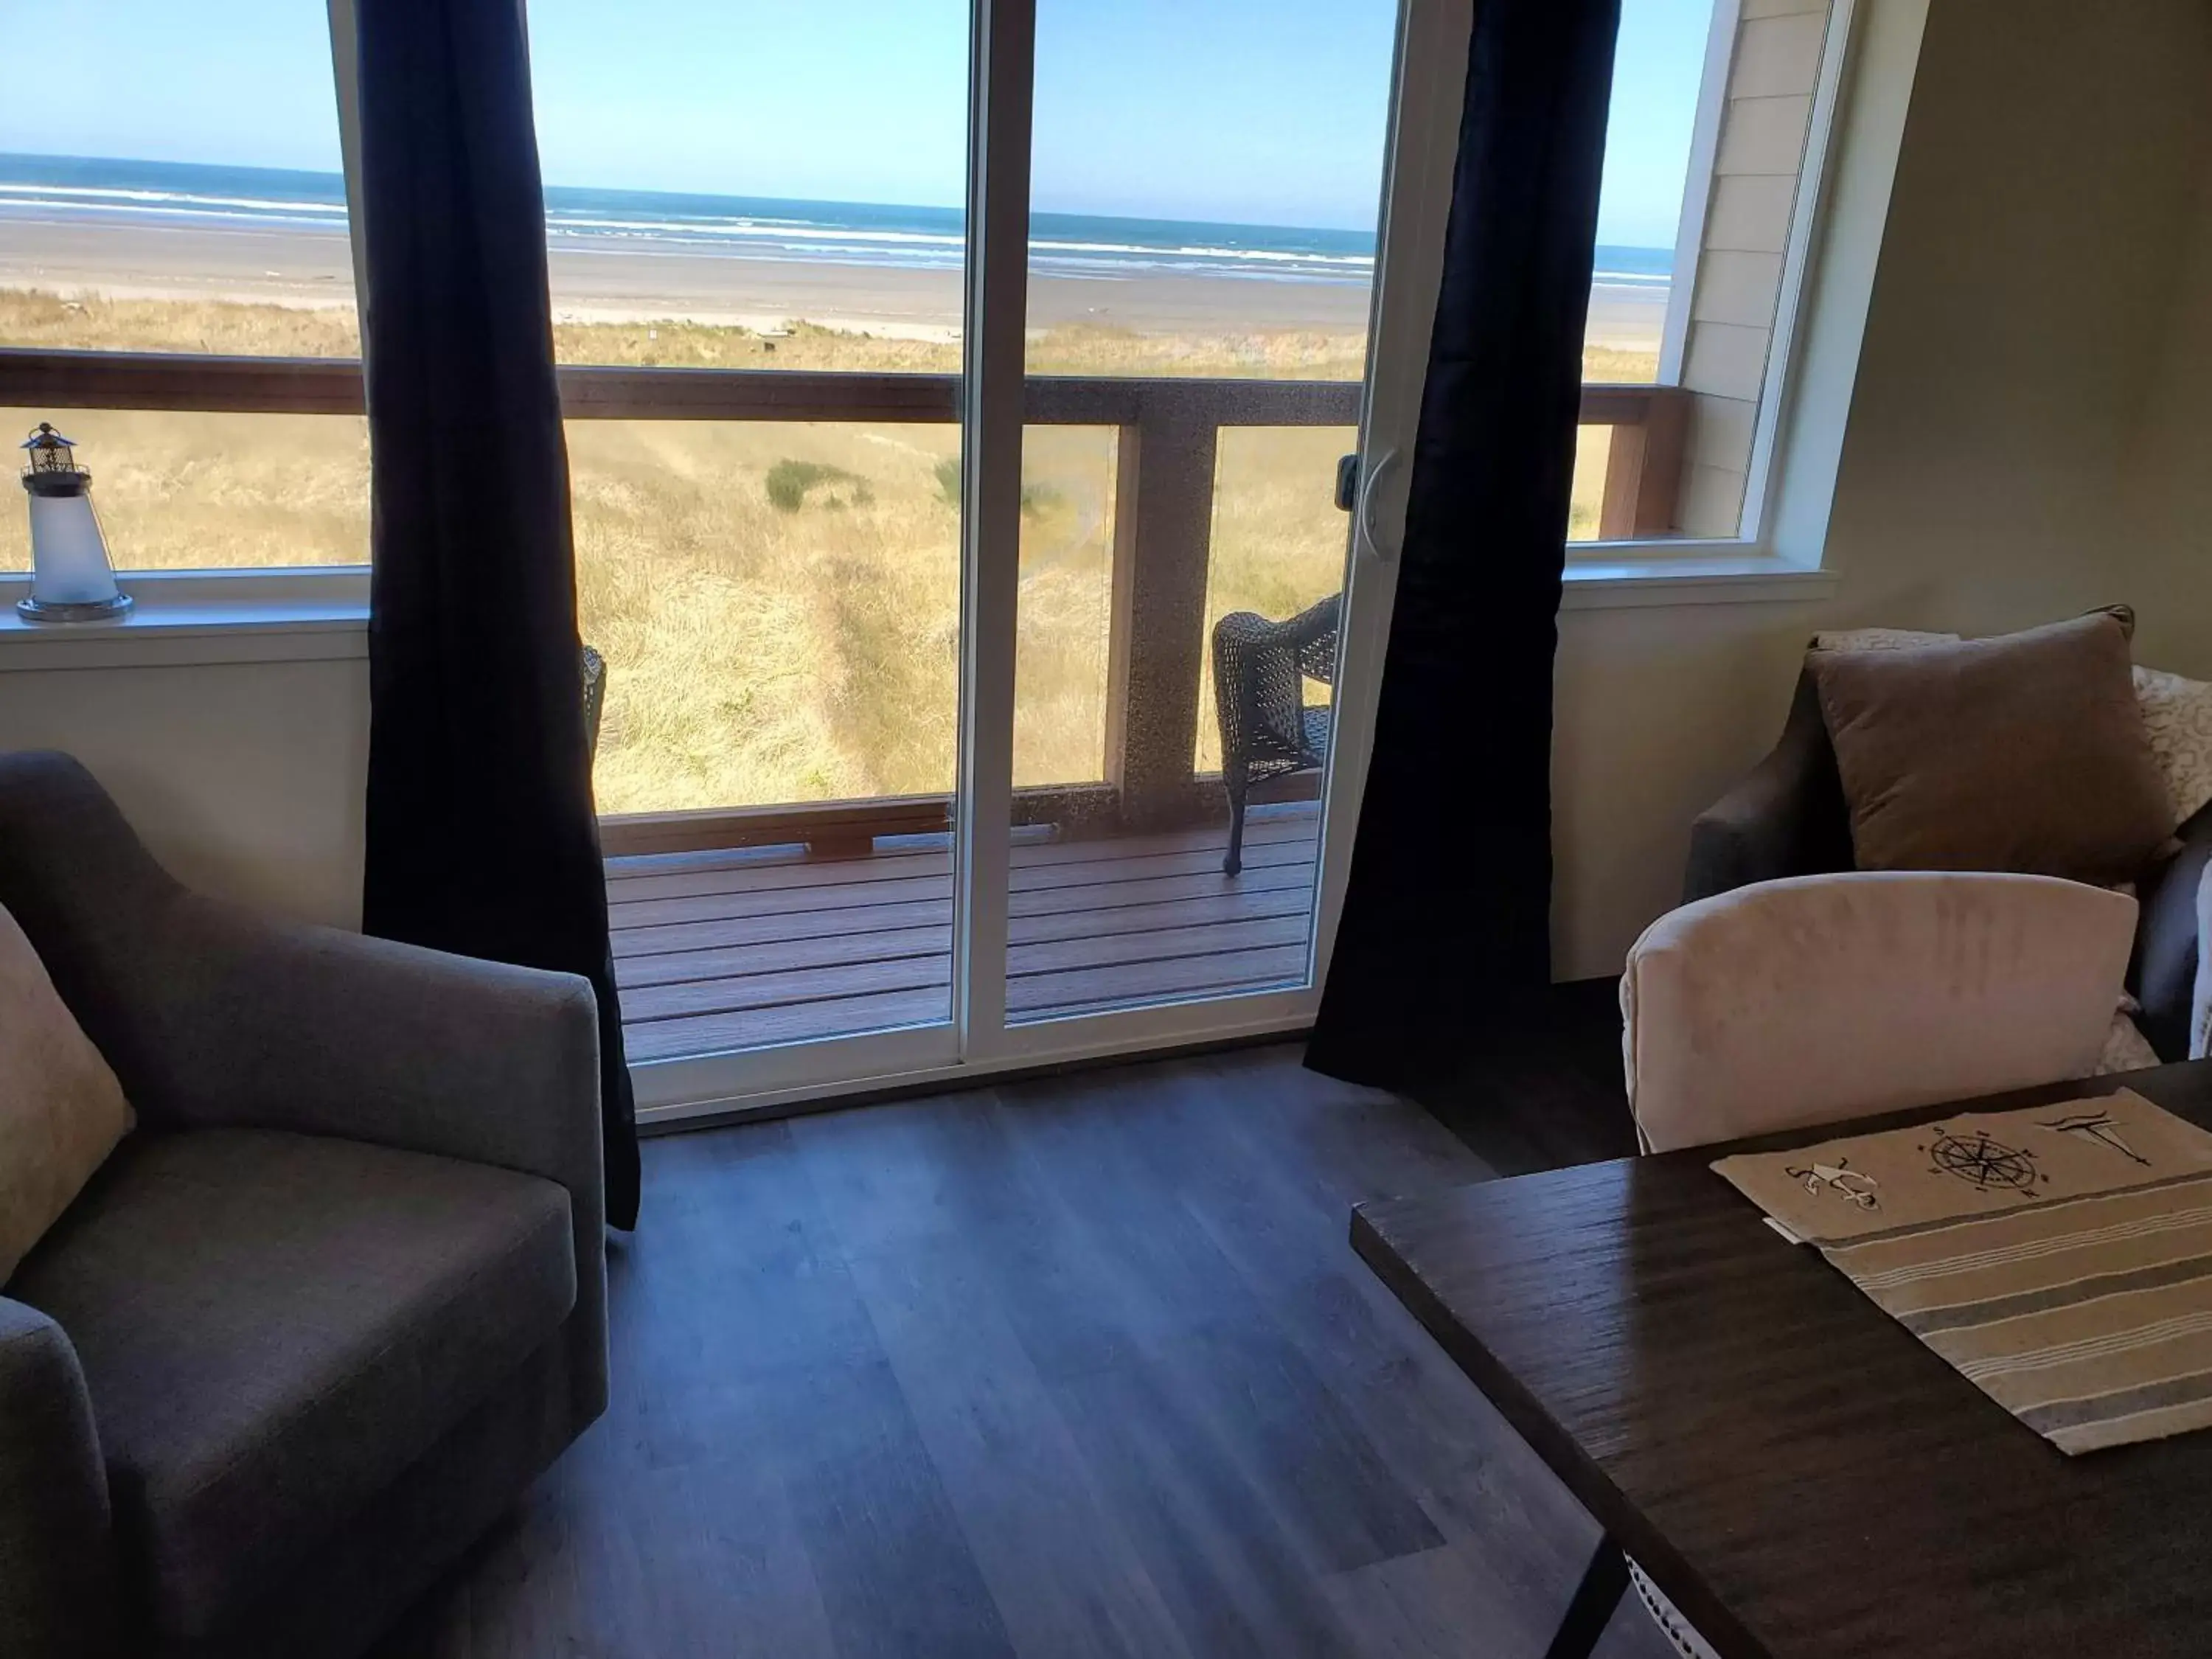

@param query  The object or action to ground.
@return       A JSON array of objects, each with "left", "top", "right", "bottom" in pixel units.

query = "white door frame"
[
  {"left": 952, "top": 0, "right": 1034, "bottom": 1069},
  {"left": 1310, "top": 0, "right": 1472, "bottom": 985},
  {"left": 635, "top": 0, "right": 1470, "bottom": 1126}
]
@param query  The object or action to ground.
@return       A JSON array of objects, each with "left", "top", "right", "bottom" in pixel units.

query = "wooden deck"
[{"left": 606, "top": 802, "right": 1320, "bottom": 1060}]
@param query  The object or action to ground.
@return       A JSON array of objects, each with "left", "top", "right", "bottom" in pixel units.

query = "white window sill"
[
  {"left": 1561, "top": 552, "right": 1838, "bottom": 610},
  {"left": 0, "top": 569, "right": 369, "bottom": 671},
  {"left": 0, "top": 551, "right": 1837, "bottom": 670}
]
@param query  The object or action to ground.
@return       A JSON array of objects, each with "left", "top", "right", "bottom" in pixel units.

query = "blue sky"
[{"left": 0, "top": 0, "right": 1711, "bottom": 246}]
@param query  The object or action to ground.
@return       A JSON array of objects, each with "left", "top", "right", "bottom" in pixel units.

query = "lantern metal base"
[{"left": 15, "top": 592, "right": 133, "bottom": 624}]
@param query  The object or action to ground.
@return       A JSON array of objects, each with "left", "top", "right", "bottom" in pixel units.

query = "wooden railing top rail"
[
  {"left": 594, "top": 774, "right": 1325, "bottom": 860},
  {"left": 0, "top": 347, "right": 1676, "bottom": 431}
]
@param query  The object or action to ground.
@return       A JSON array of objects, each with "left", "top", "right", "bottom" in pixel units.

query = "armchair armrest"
[
  {"left": 0, "top": 1299, "right": 115, "bottom": 1659},
  {"left": 1683, "top": 668, "right": 1854, "bottom": 903},
  {"left": 131, "top": 905, "right": 602, "bottom": 1199}
]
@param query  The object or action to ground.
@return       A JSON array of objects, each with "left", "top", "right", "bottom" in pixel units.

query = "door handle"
[{"left": 1357, "top": 445, "right": 1404, "bottom": 563}]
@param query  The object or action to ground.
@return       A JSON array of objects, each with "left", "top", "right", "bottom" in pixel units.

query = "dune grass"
[{"left": 1, "top": 286, "right": 1652, "bottom": 814}]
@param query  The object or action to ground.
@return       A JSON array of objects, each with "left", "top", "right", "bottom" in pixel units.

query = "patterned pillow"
[
  {"left": 1811, "top": 627, "right": 1960, "bottom": 653},
  {"left": 0, "top": 900, "right": 135, "bottom": 1281},
  {"left": 2099, "top": 1011, "right": 2160, "bottom": 1074},
  {"left": 2134, "top": 665, "right": 2212, "bottom": 828}
]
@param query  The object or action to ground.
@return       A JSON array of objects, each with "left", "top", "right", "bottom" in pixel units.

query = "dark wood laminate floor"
[
  {"left": 1413, "top": 979, "right": 1641, "bottom": 1177},
  {"left": 371, "top": 1039, "right": 1660, "bottom": 1659}
]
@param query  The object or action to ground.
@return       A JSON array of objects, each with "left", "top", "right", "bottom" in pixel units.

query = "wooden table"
[{"left": 1352, "top": 1062, "right": 2212, "bottom": 1659}]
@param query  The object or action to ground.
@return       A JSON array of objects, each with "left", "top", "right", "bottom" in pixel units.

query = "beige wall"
[
  {"left": 1554, "top": 0, "right": 2212, "bottom": 978},
  {"left": 3, "top": 0, "right": 2208, "bottom": 1001},
  {"left": 2126, "top": 92, "right": 2212, "bottom": 681},
  {"left": 0, "top": 653, "right": 369, "bottom": 927}
]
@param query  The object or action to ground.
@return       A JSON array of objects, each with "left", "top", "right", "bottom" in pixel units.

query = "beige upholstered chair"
[
  {"left": 1622, "top": 870, "right": 2138, "bottom": 1155},
  {"left": 1617, "top": 869, "right": 2138, "bottom": 1656}
]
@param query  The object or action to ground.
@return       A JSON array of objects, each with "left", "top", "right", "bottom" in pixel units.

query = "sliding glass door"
[{"left": 626, "top": 0, "right": 1464, "bottom": 1115}]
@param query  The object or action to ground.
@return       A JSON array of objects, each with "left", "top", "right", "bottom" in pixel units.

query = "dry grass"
[
  {"left": 1, "top": 287, "right": 1652, "bottom": 814},
  {"left": 0, "top": 288, "right": 362, "bottom": 355}
]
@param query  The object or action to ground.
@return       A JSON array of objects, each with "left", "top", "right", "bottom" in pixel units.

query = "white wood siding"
[{"left": 1669, "top": 0, "right": 1834, "bottom": 535}]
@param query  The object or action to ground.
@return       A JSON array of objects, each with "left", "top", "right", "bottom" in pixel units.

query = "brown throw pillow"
[
  {"left": 0, "top": 900, "right": 134, "bottom": 1283},
  {"left": 1810, "top": 611, "right": 2175, "bottom": 883}
]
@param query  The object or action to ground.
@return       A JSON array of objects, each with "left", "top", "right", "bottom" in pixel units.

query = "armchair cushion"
[
  {"left": 1809, "top": 611, "right": 2173, "bottom": 883},
  {"left": 1810, "top": 639, "right": 2212, "bottom": 833},
  {"left": 7, "top": 1127, "right": 576, "bottom": 1644}
]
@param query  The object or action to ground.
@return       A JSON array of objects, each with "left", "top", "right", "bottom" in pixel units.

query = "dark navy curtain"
[
  {"left": 353, "top": 0, "right": 641, "bottom": 1225},
  {"left": 1307, "top": 0, "right": 1621, "bottom": 1088}
]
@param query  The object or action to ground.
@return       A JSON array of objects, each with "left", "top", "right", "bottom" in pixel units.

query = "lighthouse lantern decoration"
[{"left": 18, "top": 422, "right": 131, "bottom": 623}]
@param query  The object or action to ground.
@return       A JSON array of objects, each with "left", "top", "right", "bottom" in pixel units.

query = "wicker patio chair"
[
  {"left": 581, "top": 643, "right": 608, "bottom": 763},
  {"left": 1211, "top": 592, "right": 1340, "bottom": 875}
]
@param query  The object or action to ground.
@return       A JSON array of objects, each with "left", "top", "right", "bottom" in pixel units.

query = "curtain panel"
[
  {"left": 1308, "top": 0, "right": 1622, "bottom": 1087},
  {"left": 353, "top": 0, "right": 641, "bottom": 1225}
]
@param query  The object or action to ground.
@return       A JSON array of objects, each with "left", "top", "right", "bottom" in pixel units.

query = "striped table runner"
[
  {"left": 1826, "top": 1178, "right": 2212, "bottom": 1453},
  {"left": 1713, "top": 1091, "right": 2212, "bottom": 1455}
]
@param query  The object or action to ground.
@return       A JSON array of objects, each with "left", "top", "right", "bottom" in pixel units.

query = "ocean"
[{"left": 0, "top": 153, "right": 1672, "bottom": 295}]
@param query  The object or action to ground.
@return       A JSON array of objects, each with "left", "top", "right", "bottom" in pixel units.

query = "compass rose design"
[{"left": 1922, "top": 1127, "right": 2045, "bottom": 1195}]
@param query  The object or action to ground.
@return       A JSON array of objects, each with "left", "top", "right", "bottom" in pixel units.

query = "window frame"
[{"left": 1568, "top": 0, "right": 1861, "bottom": 571}]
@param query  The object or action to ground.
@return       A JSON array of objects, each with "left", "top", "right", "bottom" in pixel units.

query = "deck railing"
[{"left": 0, "top": 347, "right": 1688, "bottom": 852}]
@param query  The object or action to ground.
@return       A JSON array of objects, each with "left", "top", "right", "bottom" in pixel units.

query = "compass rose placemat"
[
  {"left": 1712, "top": 1090, "right": 2212, "bottom": 1245},
  {"left": 1714, "top": 1091, "right": 2212, "bottom": 1454}
]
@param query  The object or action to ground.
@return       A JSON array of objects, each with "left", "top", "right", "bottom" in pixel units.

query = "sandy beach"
[{"left": 0, "top": 206, "right": 1669, "bottom": 355}]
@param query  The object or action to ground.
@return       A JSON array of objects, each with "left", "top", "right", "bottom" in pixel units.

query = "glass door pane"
[
  {"left": 518, "top": 0, "right": 975, "bottom": 1065},
  {"left": 1002, "top": 0, "right": 1398, "bottom": 1026}
]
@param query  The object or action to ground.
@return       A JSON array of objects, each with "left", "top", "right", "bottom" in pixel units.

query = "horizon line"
[{"left": 0, "top": 150, "right": 1679, "bottom": 253}]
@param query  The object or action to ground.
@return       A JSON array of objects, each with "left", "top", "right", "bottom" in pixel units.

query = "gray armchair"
[
  {"left": 1687, "top": 670, "right": 2212, "bottom": 1060},
  {"left": 0, "top": 751, "right": 608, "bottom": 1659}
]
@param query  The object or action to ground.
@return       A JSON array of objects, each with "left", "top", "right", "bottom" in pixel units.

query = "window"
[
  {"left": 0, "top": 0, "right": 366, "bottom": 574},
  {"left": 1, "top": 0, "right": 1848, "bottom": 582},
  {"left": 1573, "top": 0, "right": 1845, "bottom": 547}
]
